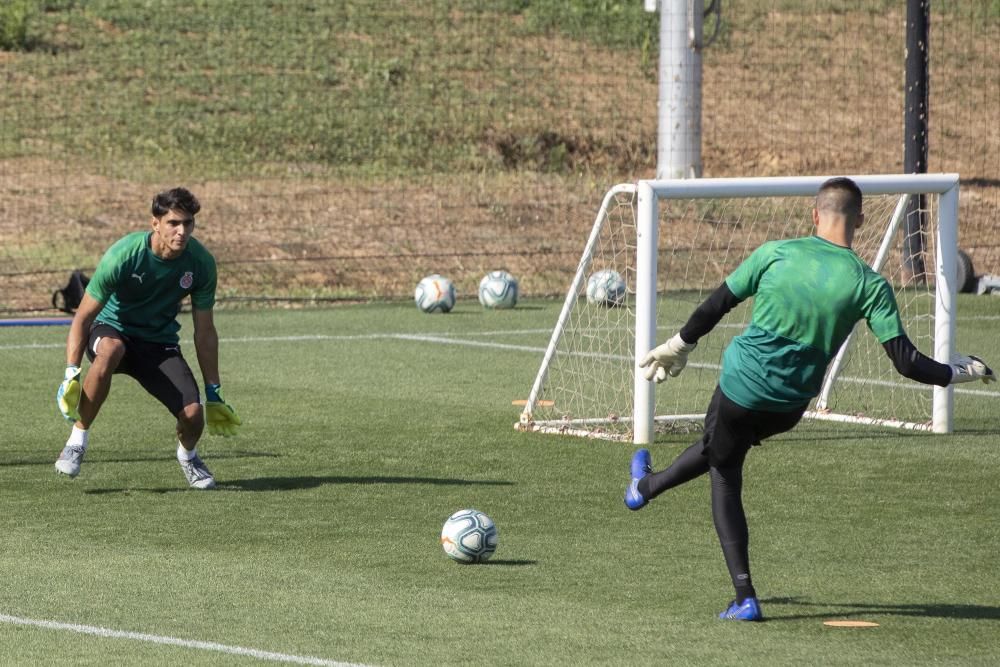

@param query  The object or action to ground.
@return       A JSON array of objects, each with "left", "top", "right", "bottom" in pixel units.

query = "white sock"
[
  {"left": 177, "top": 443, "right": 196, "bottom": 461},
  {"left": 67, "top": 426, "right": 89, "bottom": 449}
]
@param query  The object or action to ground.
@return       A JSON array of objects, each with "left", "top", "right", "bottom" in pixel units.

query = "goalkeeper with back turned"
[
  {"left": 55, "top": 187, "right": 242, "bottom": 489},
  {"left": 625, "top": 177, "right": 994, "bottom": 621}
]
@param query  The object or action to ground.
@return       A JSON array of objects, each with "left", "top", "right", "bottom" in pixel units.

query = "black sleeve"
[
  {"left": 679, "top": 282, "right": 744, "bottom": 344},
  {"left": 882, "top": 335, "right": 952, "bottom": 387}
]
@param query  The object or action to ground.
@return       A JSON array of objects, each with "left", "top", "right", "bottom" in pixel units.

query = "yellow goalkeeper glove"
[
  {"left": 57, "top": 364, "right": 82, "bottom": 423},
  {"left": 205, "top": 383, "right": 242, "bottom": 436}
]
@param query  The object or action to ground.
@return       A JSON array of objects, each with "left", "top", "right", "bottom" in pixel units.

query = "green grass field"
[{"left": 2, "top": 297, "right": 999, "bottom": 665}]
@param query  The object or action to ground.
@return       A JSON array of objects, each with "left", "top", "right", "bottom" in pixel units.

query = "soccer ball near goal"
[
  {"left": 415, "top": 274, "right": 456, "bottom": 313},
  {"left": 440, "top": 509, "right": 498, "bottom": 563},
  {"left": 478, "top": 270, "right": 519, "bottom": 309},
  {"left": 586, "top": 269, "right": 626, "bottom": 307}
]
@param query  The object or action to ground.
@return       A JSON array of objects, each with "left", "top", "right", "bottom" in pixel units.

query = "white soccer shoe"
[
  {"left": 55, "top": 444, "right": 86, "bottom": 478},
  {"left": 179, "top": 453, "right": 216, "bottom": 490}
]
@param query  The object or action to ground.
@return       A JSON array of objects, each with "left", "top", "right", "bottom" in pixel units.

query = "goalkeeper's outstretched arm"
[
  {"left": 66, "top": 293, "right": 104, "bottom": 367},
  {"left": 882, "top": 335, "right": 996, "bottom": 385},
  {"left": 678, "top": 282, "right": 745, "bottom": 344},
  {"left": 192, "top": 307, "right": 242, "bottom": 436},
  {"left": 640, "top": 282, "right": 745, "bottom": 383},
  {"left": 57, "top": 293, "right": 106, "bottom": 423}
]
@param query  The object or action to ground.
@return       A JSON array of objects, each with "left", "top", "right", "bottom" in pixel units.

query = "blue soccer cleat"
[
  {"left": 719, "top": 597, "right": 763, "bottom": 621},
  {"left": 624, "top": 448, "right": 652, "bottom": 510}
]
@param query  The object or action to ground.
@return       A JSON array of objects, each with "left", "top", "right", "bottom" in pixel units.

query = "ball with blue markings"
[
  {"left": 440, "top": 509, "right": 498, "bottom": 563},
  {"left": 478, "top": 270, "right": 519, "bottom": 309},
  {"left": 586, "top": 269, "right": 626, "bottom": 306}
]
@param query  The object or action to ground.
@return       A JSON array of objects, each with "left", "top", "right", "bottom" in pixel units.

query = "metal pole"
[
  {"left": 932, "top": 183, "right": 959, "bottom": 433},
  {"left": 634, "top": 182, "right": 659, "bottom": 444},
  {"left": 657, "top": 0, "right": 703, "bottom": 179},
  {"left": 903, "top": 0, "right": 930, "bottom": 283}
]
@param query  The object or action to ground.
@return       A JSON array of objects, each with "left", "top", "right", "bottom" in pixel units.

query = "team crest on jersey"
[{"left": 180, "top": 271, "right": 194, "bottom": 289}]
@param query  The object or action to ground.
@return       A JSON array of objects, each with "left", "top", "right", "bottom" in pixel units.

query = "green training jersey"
[
  {"left": 721, "top": 235, "right": 905, "bottom": 412},
  {"left": 85, "top": 231, "right": 217, "bottom": 343}
]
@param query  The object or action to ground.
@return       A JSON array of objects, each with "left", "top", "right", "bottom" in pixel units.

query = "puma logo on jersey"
[{"left": 131, "top": 272, "right": 146, "bottom": 284}]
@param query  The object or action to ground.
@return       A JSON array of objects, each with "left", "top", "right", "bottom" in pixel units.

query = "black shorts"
[
  {"left": 86, "top": 323, "right": 201, "bottom": 417},
  {"left": 701, "top": 385, "right": 806, "bottom": 468}
]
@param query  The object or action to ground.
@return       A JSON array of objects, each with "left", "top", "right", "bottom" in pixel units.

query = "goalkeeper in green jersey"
[
  {"left": 55, "top": 187, "right": 242, "bottom": 489},
  {"left": 626, "top": 177, "right": 995, "bottom": 621}
]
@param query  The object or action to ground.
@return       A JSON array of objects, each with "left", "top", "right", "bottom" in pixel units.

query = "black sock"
[
  {"left": 638, "top": 441, "right": 710, "bottom": 500},
  {"left": 711, "top": 465, "right": 757, "bottom": 601},
  {"left": 735, "top": 582, "right": 757, "bottom": 603}
]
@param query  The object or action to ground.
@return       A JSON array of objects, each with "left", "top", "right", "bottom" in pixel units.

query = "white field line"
[
  {"left": 0, "top": 341, "right": 63, "bottom": 350},
  {"left": 390, "top": 333, "right": 548, "bottom": 354},
  {"left": 2, "top": 331, "right": 997, "bottom": 398},
  {"left": 0, "top": 613, "right": 369, "bottom": 666}
]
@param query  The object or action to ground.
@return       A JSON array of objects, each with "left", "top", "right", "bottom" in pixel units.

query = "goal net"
[{"left": 518, "top": 175, "right": 960, "bottom": 443}]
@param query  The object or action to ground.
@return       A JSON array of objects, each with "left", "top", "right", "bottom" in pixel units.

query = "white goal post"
[{"left": 518, "top": 174, "right": 960, "bottom": 443}]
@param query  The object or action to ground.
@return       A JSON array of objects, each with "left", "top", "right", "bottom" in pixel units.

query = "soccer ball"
[
  {"left": 478, "top": 270, "right": 518, "bottom": 309},
  {"left": 440, "top": 509, "right": 498, "bottom": 564},
  {"left": 415, "top": 274, "right": 456, "bottom": 313},
  {"left": 586, "top": 269, "right": 626, "bottom": 306}
]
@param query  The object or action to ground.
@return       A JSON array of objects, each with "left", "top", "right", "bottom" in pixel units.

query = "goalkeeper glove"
[
  {"left": 949, "top": 354, "right": 996, "bottom": 384},
  {"left": 639, "top": 333, "right": 698, "bottom": 383},
  {"left": 57, "top": 364, "right": 82, "bottom": 423},
  {"left": 205, "top": 383, "right": 242, "bottom": 436}
]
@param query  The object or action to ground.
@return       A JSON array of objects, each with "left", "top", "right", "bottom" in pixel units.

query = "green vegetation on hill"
[
  {"left": 1, "top": 1, "right": 657, "bottom": 180},
  {"left": 2, "top": 1, "right": 995, "bottom": 180}
]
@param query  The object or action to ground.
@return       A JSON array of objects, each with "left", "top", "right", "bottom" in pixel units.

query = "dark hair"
[
  {"left": 151, "top": 187, "right": 201, "bottom": 218},
  {"left": 816, "top": 177, "right": 863, "bottom": 219}
]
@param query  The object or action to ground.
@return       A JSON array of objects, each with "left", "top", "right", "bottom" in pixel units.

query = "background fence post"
[
  {"left": 656, "top": 0, "right": 703, "bottom": 180},
  {"left": 903, "top": 0, "right": 930, "bottom": 283}
]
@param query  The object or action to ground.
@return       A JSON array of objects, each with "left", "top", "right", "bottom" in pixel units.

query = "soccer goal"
[{"left": 517, "top": 174, "right": 960, "bottom": 443}]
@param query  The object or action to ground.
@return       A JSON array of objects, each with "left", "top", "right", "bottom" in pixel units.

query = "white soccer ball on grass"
[
  {"left": 478, "top": 270, "right": 519, "bottom": 309},
  {"left": 415, "top": 274, "right": 456, "bottom": 313},
  {"left": 440, "top": 509, "right": 498, "bottom": 564}
]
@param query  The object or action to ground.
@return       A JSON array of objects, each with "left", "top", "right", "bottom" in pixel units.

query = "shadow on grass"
[
  {"left": 84, "top": 487, "right": 191, "bottom": 494},
  {"left": 775, "top": 430, "right": 922, "bottom": 445},
  {"left": 481, "top": 559, "right": 537, "bottom": 566},
  {"left": 4, "top": 450, "right": 280, "bottom": 469},
  {"left": 490, "top": 304, "right": 547, "bottom": 311},
  {"left": 760, "top": 596, "right": 1000, "bottom": 621},
  {"left": 84, "top": 474, "right": 514, "bottom": 494},
  {"left": 948, "top": 427, "right": 1000, "bottom": 436},
  {"left": 777, "top": 423, "right": 1000, "bottom": 443},
  {"left": 218, "top": 475, "right": 515, "bottom": 491}
]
